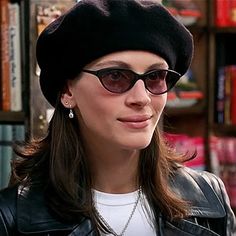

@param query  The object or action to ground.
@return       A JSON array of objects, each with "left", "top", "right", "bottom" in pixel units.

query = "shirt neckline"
[{"left": 93, "top": 189, "right": 140, "bottom": 206}]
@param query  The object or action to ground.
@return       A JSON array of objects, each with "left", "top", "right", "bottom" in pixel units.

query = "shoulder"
[
  {"left": 172, "top": 166, "right": 225, "bottom": 192},
  {"left": 171, "top": 167, "right": 227, "bottom": 217},
  {"left": 0, "top": 184, "right": 75, "bottom": 234},
  {"left": 0, "top": 185, "right": 18, "bottom": 213},
  {"left": 0, "top": 185, "right": 18, "bottom": 235},
  {"left": 170, "top": 167, "right": 236, "bottom": 235},
  {"left": 176, "top": 166, "right": 232, "bottom": 202},
  {"left": 171, "top": 166, "right": 225, "bottom": 194}
]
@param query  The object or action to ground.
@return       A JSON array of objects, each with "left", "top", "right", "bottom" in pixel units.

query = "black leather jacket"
[{"left": 0, "top": 167, "right": 235, "bottom": 236}]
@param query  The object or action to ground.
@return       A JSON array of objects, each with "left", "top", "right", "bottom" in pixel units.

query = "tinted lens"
[
  {"left": 144, "top": 70, "right": 180, "bottom": 94},
  {"left": 99, "top": 69, "right": 134, "bottom": 93},
  {"left": 144, "top": 70, "right": 168, "bottom": 94}
]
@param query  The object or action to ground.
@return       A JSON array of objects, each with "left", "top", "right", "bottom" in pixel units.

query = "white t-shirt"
[{"left": 93, "top": 189, "right": 156, "bottom": 236}]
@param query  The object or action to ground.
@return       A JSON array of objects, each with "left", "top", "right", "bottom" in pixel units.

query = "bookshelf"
[
  {"left": 0, "top": 0, "right": 27, "bottom": 189},
  {"left": 26, "top": 0, "right": 76, "bottom": 137},
  {"left": 0, "top": 111, "right": 25, "bottom": 123},
  {"left": 163, "top": 0, "right": 236, "bottom": 212},
  {"left": 209, "top": 0, "right": 236, "bottom": 212},
  {"left": 163, "top": 0, "right": 209, "bottom": 171}
]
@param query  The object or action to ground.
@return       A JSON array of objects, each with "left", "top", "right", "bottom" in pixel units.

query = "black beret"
[{"left": 36, "top": 0, "right": 194, "bottom": 106}]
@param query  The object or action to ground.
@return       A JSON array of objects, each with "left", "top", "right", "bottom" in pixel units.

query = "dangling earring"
[{"left": 69, "top": 105, "right": 74, "bottom": 119}]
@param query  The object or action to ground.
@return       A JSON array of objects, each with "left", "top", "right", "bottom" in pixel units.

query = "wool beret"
[{"left": 36, "top": 0, "right": 194, "bottom": 106}]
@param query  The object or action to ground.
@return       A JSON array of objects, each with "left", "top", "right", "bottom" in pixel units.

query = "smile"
[{"left": 117, "top": 115, "right": 152, "bottom": 129}]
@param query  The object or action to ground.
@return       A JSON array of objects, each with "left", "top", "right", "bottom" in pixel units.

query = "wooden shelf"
[
  {"left": 211, "top": 124, "right": 236, "bottom": 136},
  {"left": 212, "top": 27, "right": 236, "bottom": 34},
  {"left": 0, "top": 111, "right": 25, "bottom": 123},
  {"left": 164, "top": 100, "right": 206, "bottom": 117}
]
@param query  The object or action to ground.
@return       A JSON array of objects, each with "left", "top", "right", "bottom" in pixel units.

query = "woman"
[{"left": 0, "top": 0, "right": 235, "bottom": 235}]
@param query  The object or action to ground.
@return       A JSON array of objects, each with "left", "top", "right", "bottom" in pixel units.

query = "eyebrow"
[
  {"left": 92, "top": 61, "right": 168, "bottom": 70},
  {"left": 92, "top": 60, "right": 131, "bottom": 69},
  {"left": 146, "top": 63, "right": 168, "bottom": 71}
]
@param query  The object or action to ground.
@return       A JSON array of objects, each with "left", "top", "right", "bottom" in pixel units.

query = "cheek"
[
  {"left": 74, "top": 88, "right": 113, "bottom": 127},
  {"left": 75, "top": 94, "right": 100, "bottom": 120},
  {"left": 70, "top": 79, "right": 102, "bottom": 117},
  {"left": 76, "top": 96, "right": 116, "bottom": 141},
  {"left": 153, "top": 94, "right": 167, "bottom": 112}
]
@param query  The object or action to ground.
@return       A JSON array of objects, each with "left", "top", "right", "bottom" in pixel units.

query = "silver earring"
[{"left": 69, "top": 105, "right": 74, "bottom": 119}]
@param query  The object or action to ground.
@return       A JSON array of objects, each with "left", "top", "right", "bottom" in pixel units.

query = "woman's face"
[{"left": 63, "top": 51, "right": 168, "bottom": 151}]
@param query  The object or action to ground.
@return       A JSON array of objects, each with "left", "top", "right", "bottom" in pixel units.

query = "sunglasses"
[{"left": 82, "top": 68, "right": 181, "bottom": 95}]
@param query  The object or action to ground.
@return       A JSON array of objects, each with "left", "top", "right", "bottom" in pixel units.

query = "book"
[
  {"left": 209, "top": 136, "right": 220, "bottom": 176},
  {"left": 184, "top": 137, "right": 205, "bottom": 171},
  {"left": 12, "top": 124, "right": 25, "bottom": 141},
  {"left": 227, "top": 169, "right": 236, "bottom": 207},
  {"left": 215, "top": 0, "right": 230, "bottom": 26},
  {"left": 35, "top": 1, "right": 75, "bottom": 76},
  {"left": 229, "top": 65, "right": 236, "bottom": 125},
  {"left": 163, "top": 0, "right": 201, "bottom": 26},
  {"left": 9, "top": 2, "right": 22, "bottom": 111},
  {"left": 211, "top": 135, "right": 236, "bottom": 206},
  {"left": 0, "top": 125, "right": 2, "bottom": 188},
  {"left": 215, "top": 67, "right": 225, "bottom": 124},
  {"left": 0, "top": 0, "right": 11, "bottom": 111},
  {"left": 229, "top": 0, "right": 236, "bottom": 26},
  {"left": 0, "top": 0, "right": 2, "bottom": 109},
  {"left": 11, "top": 124, "right": 25, "bottom": 161},
  {"left": 215, "top": 65, "right": 236, "bottom": 125},
  {"left": 1, "top": 125, "right": 13, "bottom": 189},
  {"left": 215, "top": 0, "right": 236, "bottom": 27},
  {"left": 164, "top": 133, "right": 206, "bottom": 170},
  {"left": 166, "top": 69, "right": 204, "bottom": 108},
  {"left": 224, "top": 66, "right": 232, "bottom": 125}
]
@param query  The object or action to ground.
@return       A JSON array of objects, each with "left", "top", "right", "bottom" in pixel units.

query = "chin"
[{"left": 121, "top": 138, "right": 152, "bottom": 150}]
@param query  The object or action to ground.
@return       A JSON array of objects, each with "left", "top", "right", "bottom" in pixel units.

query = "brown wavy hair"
[{"left": 10, "top": 96, "right": 191, "bottom": 232}]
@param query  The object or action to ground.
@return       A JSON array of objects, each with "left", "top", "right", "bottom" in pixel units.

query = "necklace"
[{"left": 94, "top": 187, "right": 141, "bottom": 236}]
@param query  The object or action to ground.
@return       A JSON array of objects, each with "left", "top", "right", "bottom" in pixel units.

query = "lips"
[
  {"left": 117, "top": 115, "right": 152, "bottom": 129},
  {"left": 118, "top": 115, "right": 151, "bottom": 122}
]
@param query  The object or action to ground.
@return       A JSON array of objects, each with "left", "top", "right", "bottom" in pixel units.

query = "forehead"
[{"left": 85, "top": 50, "right": 168, "bottom": 70}]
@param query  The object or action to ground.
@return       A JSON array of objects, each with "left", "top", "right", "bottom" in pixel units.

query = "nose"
[{"left": 125, "top": 80, "right": 151, "bottom": 107}]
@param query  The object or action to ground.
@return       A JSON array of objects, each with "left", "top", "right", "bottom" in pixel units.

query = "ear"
[{"left": 60, "top": 83, "right": 76, "bottom": 108}]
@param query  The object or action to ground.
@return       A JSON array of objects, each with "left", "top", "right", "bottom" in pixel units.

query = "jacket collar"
[{"left": 17, "top": 168, "right": 226, "bottom": 234}]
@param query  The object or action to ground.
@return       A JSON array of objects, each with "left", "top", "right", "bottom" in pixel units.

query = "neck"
[{"left": 87, "top": 146, "right": 140, "bottom": 193}]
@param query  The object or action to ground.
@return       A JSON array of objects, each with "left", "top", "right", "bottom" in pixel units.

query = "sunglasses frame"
[{"left": 82, "top": 67, "right": 181, "bottom": 95}]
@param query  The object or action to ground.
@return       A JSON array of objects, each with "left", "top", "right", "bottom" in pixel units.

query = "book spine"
[
  {"left": 229, "top": 65, "right": 236, "bottom": 124},
  {"left": 9, "top": 2, "right": 22, "bottom": 111},
  {"left": 0, "top": 125, "right": 2, "bottom": 188},
  {"left": 224, "top": 66, "right": 231, "bottom": 125},
  {"left": 229, "top": 0, "right": 236, "bottom": 26},
  {"left": 164, "top": 133, "right": 206, "bottom": 170},
  {"left": 0, "top": 0, "right": 11, "bottom": 111},
  {"left": 1, "top": 125, "right": 13, "bottom": 189},
  {"left": 215, "top": 67, "right": 225, "bottom": 124},
  {"left": 0, "top": 1, "right": 2, "bottom": 109},
  {"left": 228, "top": 170, "right": 236, "bottom": 208},
  {"left": 11, "top": 124, "right": 25, "bottom": 161},
  {"left": 209, "top": 136, "right": 220, "bottom": 176},
  {"left": 213, "top": 136, "right": 236, "bottom": 207},
  {"left": 184, "top": 137, "right": 206, "bottom": 171},
  {"left": 215, "top": 0, "right": 230, "bottom": 27},
  {"left": 12, "top": 124, "right": 25, "bottom": 141}
]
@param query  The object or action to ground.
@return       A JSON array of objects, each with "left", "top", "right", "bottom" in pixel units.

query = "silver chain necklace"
[{"left": 94, "top": 187, "right": 141, "bottom": 236}]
